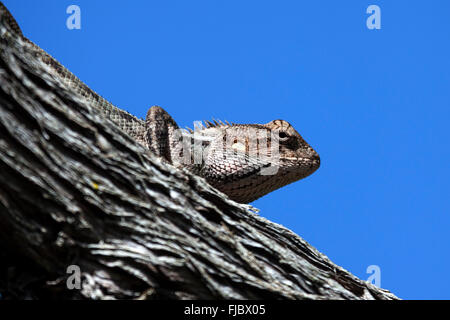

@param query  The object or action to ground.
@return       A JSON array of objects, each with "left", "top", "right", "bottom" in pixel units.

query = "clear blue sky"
[{"left": 5, "top": 0, "right": 449, "bottom": 299}]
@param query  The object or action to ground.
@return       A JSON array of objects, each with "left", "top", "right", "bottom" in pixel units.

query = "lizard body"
[{"left": 0, "top": 3, "right": 320, "bottom": 203}]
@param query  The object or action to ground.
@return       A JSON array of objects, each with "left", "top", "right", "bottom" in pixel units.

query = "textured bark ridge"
[{"left": 0, "top": 15, "right": 398, "bottom": 300}]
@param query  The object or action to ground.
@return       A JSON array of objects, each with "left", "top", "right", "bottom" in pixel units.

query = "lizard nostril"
[{"left": 311, "top": 152, "right": 320, "bottom": 165}]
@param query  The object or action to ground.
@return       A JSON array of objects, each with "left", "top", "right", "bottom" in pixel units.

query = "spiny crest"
[
  {"left": 185, "top": 118, "right": 236, "bottom": 132},
  {"left": 204, "top": 118, "right": 235, "bottom": 128},
  {"left": 185, "top": 126, "right": 194, "bottom": 134}
]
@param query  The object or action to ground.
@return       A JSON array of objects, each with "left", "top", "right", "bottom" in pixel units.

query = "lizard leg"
[{"left": 145, "top": 106, "right": 180, "bottom": 163}]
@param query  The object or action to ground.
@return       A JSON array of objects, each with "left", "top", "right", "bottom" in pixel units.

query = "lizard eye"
[{"left": 278, "top": 131, "right": 290, "bottom": 142}]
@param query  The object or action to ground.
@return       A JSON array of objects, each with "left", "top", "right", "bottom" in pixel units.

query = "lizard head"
[
  {"left": 185, "top": 118, "right": 320, "bottom": 203},
  {"left": 232, "top": 119, "right": 320, "bottom": 203},
  {"left": 265, "top": 119, "right": 320, "bottom": 176}
]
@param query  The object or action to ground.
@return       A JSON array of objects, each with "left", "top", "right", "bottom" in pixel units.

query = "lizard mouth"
[{"left": 281, "top": 156, "right": 320, "bottom": 167}]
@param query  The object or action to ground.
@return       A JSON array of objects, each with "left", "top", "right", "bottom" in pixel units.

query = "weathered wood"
[{"left": 0, "top": 14, "right": 398, "bottom": 300}]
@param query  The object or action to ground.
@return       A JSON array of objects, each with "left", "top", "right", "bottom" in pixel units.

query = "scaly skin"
[{"left": 1, "top": 2, "right": 320, "bottom": 203}]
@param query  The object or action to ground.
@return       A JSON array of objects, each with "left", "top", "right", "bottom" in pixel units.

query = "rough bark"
[{"left": 0, "top": 16, "right": 398, "bottom": 300}]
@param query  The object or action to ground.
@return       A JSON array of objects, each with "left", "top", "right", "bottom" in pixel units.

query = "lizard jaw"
[{"left": 280, "top": 155, "right": 320, "bottom": 168}]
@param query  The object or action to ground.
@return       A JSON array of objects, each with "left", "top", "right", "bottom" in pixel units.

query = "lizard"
[{"left": 0, "top": 2, "right": 320, "bottom": 204}]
